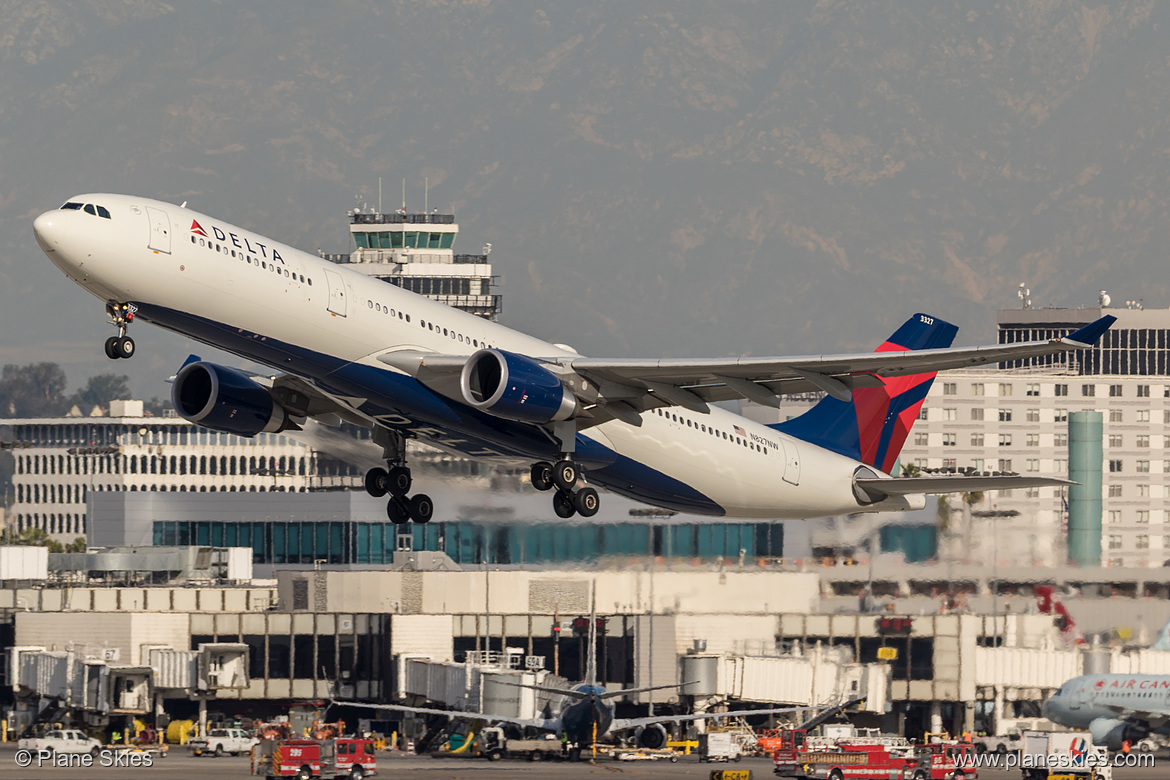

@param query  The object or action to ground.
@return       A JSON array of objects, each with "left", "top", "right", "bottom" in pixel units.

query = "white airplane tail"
[{"left": 1151, "top": 619, "right": 1170, "bottom": 651}]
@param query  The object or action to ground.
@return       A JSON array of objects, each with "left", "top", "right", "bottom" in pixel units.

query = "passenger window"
[{"left": 83, "top": 204, "right": 96, "bottom": 215}]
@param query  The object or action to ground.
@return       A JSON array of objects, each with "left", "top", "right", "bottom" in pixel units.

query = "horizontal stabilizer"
[{"left": 855, "top": 474, "right": 1074, "bottom": 502}]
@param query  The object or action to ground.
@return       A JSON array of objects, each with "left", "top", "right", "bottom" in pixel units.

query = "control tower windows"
[{"left": 353, "top": 231, "right": 456, "bottom": 250}]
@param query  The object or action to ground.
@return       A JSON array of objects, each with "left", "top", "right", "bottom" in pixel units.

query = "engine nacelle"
[
  {"left": 1088, "top": 717, "right": 1143, "bottom": 751},
  {"left": 635, "top": 723, "right": 668, "bottom": 750},
  {"left": 171, "top": 361, "right": 287, "bottom": 437},
  {"left": 460, "top": 349, "right": 577, "bottom": 423}
]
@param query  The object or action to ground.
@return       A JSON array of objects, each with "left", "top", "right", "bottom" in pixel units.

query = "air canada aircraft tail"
[{"left": 774, "top": 313, "right": 958, "bottom": 474}]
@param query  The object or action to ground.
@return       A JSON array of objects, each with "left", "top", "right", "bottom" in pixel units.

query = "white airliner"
[
  {"left": 1042, "top": 621, "right": 1170, "bottom": 749},
  {"left": 32, "top": 194, "right": 1113, "bottom": 523}
]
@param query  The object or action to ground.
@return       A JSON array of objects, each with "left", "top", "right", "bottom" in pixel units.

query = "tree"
[
  {"left": 0, "top": 362, "right": 69, "bottom": 417},
  {"left": 70, "top": 373, "right": 132, "bottom": 412}
]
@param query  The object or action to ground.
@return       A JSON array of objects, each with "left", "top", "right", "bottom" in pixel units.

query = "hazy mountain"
[{"left": 0, "top": 1, "right": 1166, "bottom": 398}]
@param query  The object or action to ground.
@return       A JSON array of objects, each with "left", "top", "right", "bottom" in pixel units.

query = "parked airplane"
[
  {"left": 1042, "top": 620, "right": 1170, "bottom": 749},
  {"left": 33, "top": 194, "right": 1114, "bottom": 522}
]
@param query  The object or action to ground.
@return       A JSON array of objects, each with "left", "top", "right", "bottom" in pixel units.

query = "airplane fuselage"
[
  {"left": 34, "top": 193, "right": 911, "bottom": 518},
  {"left": 1044, "top": 673, "right": 1170, "bottom": 731}
]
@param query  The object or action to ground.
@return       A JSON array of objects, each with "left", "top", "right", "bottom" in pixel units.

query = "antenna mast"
[{"left": 586, "top": 581, "right": 598, "bottom": 687}]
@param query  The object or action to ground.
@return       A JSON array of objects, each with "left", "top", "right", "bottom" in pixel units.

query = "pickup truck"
[
  {"left": 17, "top": 729, "right": 102, "bottom": 755},
  {"left": 973, "top": 730, "right": 1022, "bottom": 755},
  {"left": 188, "top": 727, "right": 259, "bottom": 757}
]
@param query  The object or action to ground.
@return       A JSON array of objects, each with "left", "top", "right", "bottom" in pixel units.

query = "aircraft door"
[
  {"left": 781, "top": 440, "right": 801, "bottom": 485},
  {"left": 324, "top": 269, "right": 347, "bottom": 317},
  {"left": 146, "top": 207, "right": 171, "bottom": 254}
]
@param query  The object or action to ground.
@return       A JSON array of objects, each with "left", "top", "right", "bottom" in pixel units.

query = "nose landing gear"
[
  {"left": 531, "top": 459, "right": 600, "bottom": 519},
  {"left": 365, "top": 428, "right": 433, "bottom": 525},
  {"left": 104, "top": 303, "right": 136, "bottom": 359}
]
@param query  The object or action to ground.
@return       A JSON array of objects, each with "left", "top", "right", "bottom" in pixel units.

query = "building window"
[
  {"left": 971, "top": 433, "right": 984, "bottom": 447},
  {"left": 971, "top": 383, "right": 984, "bottom": 396},
  {"left": 1137, "top": 535, "right": 1150, "bottom": 550},
  {"left": 1109, "top": 435, "right": 1123, "bottom": 447},
  {"left": 1138, "top": 511, "right": 1151, "bottom": 524},
  {"left": 998, "top": 459, "right": 1012, "bottom": 472},
  {"left": 943, "top": 382, "right": 957, "bottom": 395},
  {"left": 972, "top": 458, "right": 985, "bottom": 471},
  {"left": 1137, "top": 435, "right": 1150, "bottom": 448},
  {"left": 1026, "top": 459, "right": 1039, "bottom": 472},
  {"left": 1109, "top": 460, "right": 1123, "bottom": 472},
  {"left": 1026, "top": 383, "right": 1040, "bottom": 397},
  {"left": 1138, "top": 385, "right": 1150, "bottom": 398},
  {"left": 1108, "top": 484, "right": 1123, "bottom": 497},
  {"left": 998, "top": 433, "right": 1013, "bottom": 446},
  {"left": 1054, "top": 384, "right": 1068, "bottom": 397},
  {"left": 999, "top": 383, "right": 1013, "bottom": 397},
  {"left": 1109, "top": 384, "right": 1123, "bottom": 397},
  {"left": 971, "top": 408, "right": 984, "bottom": 421},
  {"left": 919, "top": 408, "right": 928, "bottom": 420},
  {"left": 942, "top": 433, "right": 956, "bottom": 447},
  {"left": 1025, "top": 486, "right": 1040, "bottom": 498},
  {"left": 998, "top": 409, "right": 1012, "bottom": 422},
  {"left": 1026, "top": 434, "right": 1039, "bottom": 447},
  {"left": 1110, "top": 410, "right": 1123, "bottom": 423},
  {"left": 1026, "top": 409, "right": 1040, "bottom": 422},
  {"left": 1108, "top": 510, "right": 1122, "bottom": 524},
  {"left": 1083, "top": 384, "right": 1096, "bottom": 397},
  {"left": 1137, "top": 485, "right": 1150, "bottom": 498},
  {"left": 1137, "top": 460, "right": 1151, "bottom": 473},
  {"left": 942, "top": 458, "right": 957, "bottom": 470},
  {"left": 1137, "top": 409, "right": 1150, "bottom": 423},
  {"left": 1108, "top": 535, "right": 1122, "bottom": 550},
  {"left": 943, "top": 408, "right": 957, "bottom": 421},
  {"left": 1054, "top": 409, "right": 1068, "bottom": 423},
  {"left": 914, "top": 432, "right": 928, "bottom": 446}
]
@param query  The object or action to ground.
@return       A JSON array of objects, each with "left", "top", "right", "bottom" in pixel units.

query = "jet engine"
[
  {"left": 634, "top": 723, "right": 668, "bottom": 750},
  {"left": 460, "top": 348, "right": 577, "bottom": 424},
  {"left": 171, "top": 361, "right": 288, "bottom": 436},
  {"left": 1088, "top": 717, "right": 1144, "bottom": 751}
]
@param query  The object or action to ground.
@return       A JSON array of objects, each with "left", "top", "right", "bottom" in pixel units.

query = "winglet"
[{"left": 1063, "top": 315, "right": 1116, "bottom": 347}]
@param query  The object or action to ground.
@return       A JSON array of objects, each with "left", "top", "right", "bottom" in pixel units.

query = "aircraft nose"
[{"left": 33, "top": 211, "right": 60, "bottom": 250}]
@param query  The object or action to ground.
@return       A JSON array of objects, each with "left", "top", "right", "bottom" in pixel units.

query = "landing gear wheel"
[
  {"left": 387, "top": 495, "right": 411, "bottom": 525},
  {"left": 530, "top": 462, "right": 554, "bottom": 491},
  {"left": 365, "top": 467, "right": 389, "bottom": 498},
  {"left": 553, "top": 490, "right": 577, "bottom": 518},
  {"left": 408, "top": 494, "right": 433, "bottom": 523},
  {"left": 574, "top": 487, "right": 600, "bottom": 517},
  {"left": 387, "top": 466, "right": 412, "bottom": 496},
  {"left": 113, "top": 336, "right": 135, "bottom": 359},
  {"left": 104, "top": 336, "right": 118, "bottom": 360},
  {"left": 552, "top": 459, "right": 578, "bottom": 491}
]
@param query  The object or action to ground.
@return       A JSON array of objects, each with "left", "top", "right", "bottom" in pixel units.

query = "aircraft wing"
[
  {"left": 567, "top": 316, "right": 1116, "bottom": 409},
  {"left": 612, "top": 705, "right": 822, "bottom": 732},
  {"left": 329, "top": 700, "right": 559, "bottom": 732}
]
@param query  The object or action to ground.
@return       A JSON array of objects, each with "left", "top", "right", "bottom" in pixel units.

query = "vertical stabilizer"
[{"left": 774, "top": 313, "right": 958, "bottom": 473}]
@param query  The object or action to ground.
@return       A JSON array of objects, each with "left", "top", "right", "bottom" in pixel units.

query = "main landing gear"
[
  {"left": 365, "top": 428, "right": 433, "bottom": 525},
  {"left": 103, "top": 302, "right": 135, "bottom": 359},
  {"left": 530, "top": 459, "right": 600, "bottom": 519}
]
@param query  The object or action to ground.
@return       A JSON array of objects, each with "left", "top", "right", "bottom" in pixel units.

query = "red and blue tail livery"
[{"left": 775, "top": 313, "right": 957, "bottom": 473}]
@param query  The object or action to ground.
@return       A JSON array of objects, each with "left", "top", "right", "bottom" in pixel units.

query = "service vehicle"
[
  {"left": 973, "top": 730, "right": 1022, "bottom": 756},
  {"left": 188, "top": 727, "right": 260, "bottom": 757},
  {"left": 775, "top": 740, "right": 917, "bottom": 779},
  {"left": 903, "top": 741, "right": 977, "bottom": 780},
  {"left": 475, "top": 727, "right": 565, "bottom": 761},
  {"left": 1020, "top": 730, "right": 1111, "bottom": 780},
  {"left": 251, "top": 737, "right": 377, "bottom": 779},
  {"left": 17, "top": 729, "right": 102, "bottom": 755},
  {"left": 700, "top": 731, "right": 744, "bottom": 763}
]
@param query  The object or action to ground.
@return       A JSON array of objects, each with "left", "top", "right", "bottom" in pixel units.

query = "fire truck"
[
  {"left": 774, "top": 735, "right": 917, "bottom": 779},
  {"left": 251, "top": 738, "right": 377, "bottom": 779},
  {"left": 903, "top": 741, "right": 978, "bottom": 780}
]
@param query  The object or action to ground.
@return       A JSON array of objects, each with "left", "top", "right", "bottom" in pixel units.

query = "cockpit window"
[
  {"left": 64, "top": 202, "right": 112, "bottom": 219},
  {"left": 60, "top": 202, "right": 83, "bottom": 210},
  {"left": 83, "top": 204, "right": 96, "bottom": 215},
  {"left": 96, "top": 206, "right": 110, "bottom": 218}
]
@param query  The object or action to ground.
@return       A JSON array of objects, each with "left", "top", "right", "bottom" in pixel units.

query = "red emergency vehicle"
[
  {"left": 774, "top": 737, "right": 917, "bottom": 780},
  {"left": 904, "top": 741, "right": 977, "bottom": 780},
  {"left": 252, "top": 738, "right": 377, "bottom": 779}
]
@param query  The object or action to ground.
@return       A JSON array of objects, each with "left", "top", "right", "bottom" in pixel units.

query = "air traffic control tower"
[{"left": 321, "top": 206, "right": 502, "bottom": 320}]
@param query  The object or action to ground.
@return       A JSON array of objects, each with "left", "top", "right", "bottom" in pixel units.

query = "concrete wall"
[{"left": 15, "top": 612, "right": 190, "bottom": 664}]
